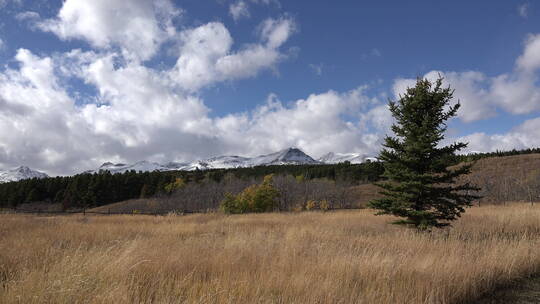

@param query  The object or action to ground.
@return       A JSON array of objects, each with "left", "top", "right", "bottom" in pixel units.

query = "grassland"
[{"left": 1, "top": 205, "right": 540, "bottom": 303}]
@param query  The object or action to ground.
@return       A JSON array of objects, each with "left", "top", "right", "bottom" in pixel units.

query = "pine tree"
[
  {"left": 369, "top": 77, "right": 480, "bottom": 230},
  {"left": 25, "top": 188, "right": 39, "bottom": 203}
]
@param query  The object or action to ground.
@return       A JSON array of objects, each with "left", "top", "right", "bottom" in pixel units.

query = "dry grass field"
[{"left": 1, "top": 205, "right": 540, "bottom": 303}]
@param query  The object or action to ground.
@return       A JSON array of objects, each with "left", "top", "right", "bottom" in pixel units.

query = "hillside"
[{"left": 464, "top": 153, "right": 540, "bottom": 204}]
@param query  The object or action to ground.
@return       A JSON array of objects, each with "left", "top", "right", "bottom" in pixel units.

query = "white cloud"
[
  {"left": 214, "top": 88, "right": 384, "bottom": 158},
  {"left": 518, "top": 3, "right": 529, "bottom": 18},
  {"left": 458, "top": 117, "right": 540, "bottom": 153},
  {"left": 170, "top": 22, "right": 233, "bottom": 91},
  {"left": 1, "top": 8, "right": 302, "bottom": 174},
  {"left": 229, "top": 1, "right": 250, "bottom": 21},
  {"left": 15, "top": 11, "right": 40, "bottom": 21},
  {"left": 517, "top": 34, "right": 540, "bottom": 72},
  {"left": 259, "top": 16, "right": 296, "bottom": 48},
  {"left": 491, "top": 73, "right": 540, "bottom": 114},
  {"left": 0, "top": 48, "right": 228, "bottom": 175},
  {"left": 491, "top": 34, "right": 540, "bottom": 114},
  {"left": 0, "top": 49, "right": 103, "bottom": 175},
  {"left": 37, "top": 0, "right": 181, "bottom": 61},
  {"left": 0, "top": 47, "right": 386, "bottom": 174},
  {"left": 170, "top": 17, "right": 295, "bottom": 91}
]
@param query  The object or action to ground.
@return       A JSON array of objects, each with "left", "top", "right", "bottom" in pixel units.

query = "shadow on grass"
[{"left": 472, "top": 275, "right": 540, "bottom": 304}]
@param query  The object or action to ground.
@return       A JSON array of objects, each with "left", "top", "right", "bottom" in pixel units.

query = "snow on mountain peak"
[
  {"left": 0, "top": 166, "right": 49, "bottom": 183},
  {"left": 86, "top": 148, "right": 375, "bottom": 174},
  {"left": 317, "top": 152, "right": 371, "bottom": 164}
]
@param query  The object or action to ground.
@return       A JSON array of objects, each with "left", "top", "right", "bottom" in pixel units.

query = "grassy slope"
[{"left": 1, "top": 205, "right": 540, "bottom": 303}]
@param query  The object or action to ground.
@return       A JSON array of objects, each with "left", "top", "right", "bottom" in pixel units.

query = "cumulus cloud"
[
  {"left": 170, "top": 17, "right": 296, "bottom": 91},
  {"left": 0, "top": 48, "right": 223, "bottom": 174},
  {"left": 458, "top": 117, "right": 540, "bottom": 153},
  {"left": 229, "top": 1, "right": 250, "bottom": 21},
  {"left": 1, "top": 2, "right": 303, "bottom": 174},
  {"left": 0, "top": 47, "right": 386, "bottom": 174},
  {"left": 0, "top": 49, "right": 103, "bottom": 174},
  {"left": 517, "top": 34, "right": 540, "bottom": 72},
  {"left": 214, "top": 88, "right": 383, "bottom": 158},
  {"left": 37, "top": 0, "right": 180, "bottom": 61}
]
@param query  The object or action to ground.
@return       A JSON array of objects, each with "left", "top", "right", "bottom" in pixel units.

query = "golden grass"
[{"left": 1, "top": 205, "right": 540, "bottom": 303}]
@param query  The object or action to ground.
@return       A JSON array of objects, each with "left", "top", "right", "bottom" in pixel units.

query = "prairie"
[{"left": 1, "top": 204, "right": 540, "bottom": 303}]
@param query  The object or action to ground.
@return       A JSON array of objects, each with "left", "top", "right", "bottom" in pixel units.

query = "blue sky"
[{"left": 0, "top": 0, "right": 540, "bottom": 175}]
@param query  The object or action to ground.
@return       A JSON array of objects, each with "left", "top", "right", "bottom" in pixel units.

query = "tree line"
[
  {"left": 0, "top": 162, "right": 383, "bottom": 210},
  {"left": 157, "top": 173, "right": 361, "bottom": 213},
  {"left": 456, "top": 147, "right": 540, "bottom": 162}
]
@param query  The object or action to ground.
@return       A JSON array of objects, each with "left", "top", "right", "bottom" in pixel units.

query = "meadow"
[{"left": 1, "top": 204, "right": 540, "bottom": 303}]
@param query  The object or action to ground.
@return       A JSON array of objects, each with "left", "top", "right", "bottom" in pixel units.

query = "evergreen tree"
[
  {"left": 369, "top": 77, "right": 480, "bottom": 229},
  {"left": 25, "top": 188, "right": 39, "bottom": 203}
]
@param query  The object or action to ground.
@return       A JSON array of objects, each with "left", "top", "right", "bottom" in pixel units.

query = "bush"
[
  {"left": 305, "top": 200, "right": 318, "bottom": 211},
  {"left": 319, "top": 200, "right": 330, "bottom": 211},
  {"left": 305, "top": 200, "right": 331, "bottom": 211},
  {"left": 164, "top": 177, "right": 186, "bottom": 194},
  {"left": 220, "top": 174, "right": 280, "bottom": 214}
]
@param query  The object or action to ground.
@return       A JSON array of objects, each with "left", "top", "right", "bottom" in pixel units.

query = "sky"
[{"left": 1, "top": 0, "right": 540, "bottom": 175}]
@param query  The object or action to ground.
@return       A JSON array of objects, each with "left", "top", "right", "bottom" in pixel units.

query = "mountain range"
[{"left": 0, "top": 148, "right": 377, "bottom": 182}]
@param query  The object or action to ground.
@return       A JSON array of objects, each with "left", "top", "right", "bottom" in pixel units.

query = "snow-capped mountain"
[
  {"left": 181, "top": 155, "right": 251, "bottom": 171},
  {"left": 85, "top": 161, "right": 176, "bottom": 174},
  {"left": 248, "top": 147, "right": 319, "bottom": 166},
  {"left": 0, "top": 166, "right": 49, "bottom": 183},
  {"left": 318, "top": 152, "right": 364, "bottom": 164},
  {"left": 318, "top": 152, "right": 378, "bottom": 164},
  {"left": 90, "top": 148, "right": 320, "bottom": 174}
]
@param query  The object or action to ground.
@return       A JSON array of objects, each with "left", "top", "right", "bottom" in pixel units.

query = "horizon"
[
  {"left": 0, "top": 146, "right": 362, "bottom": 177},
  {"left": 1, "top": 0, "right": 540, "bottom": 175}
]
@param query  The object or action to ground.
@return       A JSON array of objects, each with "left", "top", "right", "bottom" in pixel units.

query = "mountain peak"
[
  {"left": 273, "top": 147, "right": 317, "bottom": 164},
  {"left": 0, "top": 166, "right": 48, "bottom": 183},
  {"left": 317, "top": 152, "right": 366, "bottom": 164},
  {"left": 13, "top": 165, "right": 32, "bottom": 173}
]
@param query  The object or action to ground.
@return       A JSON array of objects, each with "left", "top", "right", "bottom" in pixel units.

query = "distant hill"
[{"left": 463, "top": 153, "right": 540, "bottom": 204}]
